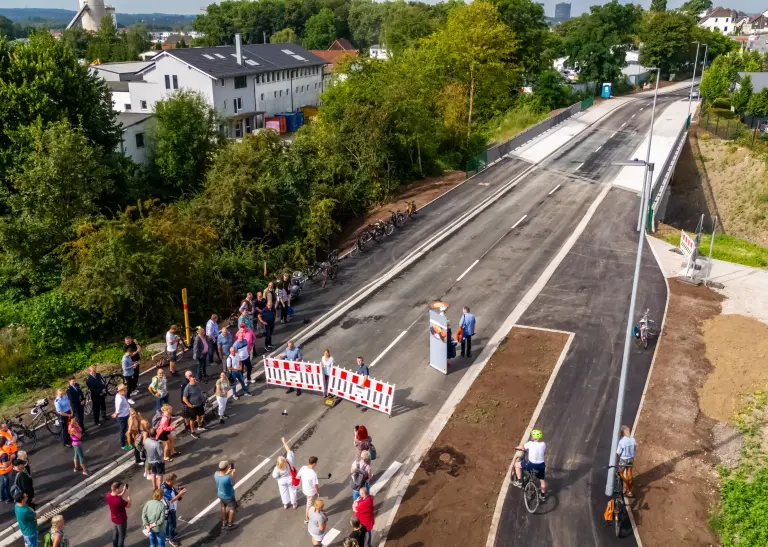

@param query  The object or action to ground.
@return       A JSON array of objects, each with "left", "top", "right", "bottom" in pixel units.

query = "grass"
[
  {"left": 657, "top": 230, "right": 768, "bottom": 268},
  {"left": 486, "top": 104, "right": 549, "bottom": 145}
]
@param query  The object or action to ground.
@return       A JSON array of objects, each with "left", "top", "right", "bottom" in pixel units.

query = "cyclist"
[
  {"left": 617, "top": 425, "right": 636, "bottom": 497},
  {"left": 512, "top": 429, "right": 547, "bottom": 501}
]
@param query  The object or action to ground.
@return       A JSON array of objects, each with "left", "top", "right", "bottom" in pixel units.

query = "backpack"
[
  {"left": 368, "top": 438, "right": 377, "bottom": 461},
  {"left": 151, "top": 411, "right": 164, "bottom": 430},
  {"left": 9, "top": 472, "right": 22, "bottom": 499},
  {"left": 604, "top": 499, "right": 615, "bottom": 522},
  {"left": 288, "top": 462, "right": 300, "bottom": 487},
  {"left": 43, "top": 532, "right": 52, "bottom": 547},
  {"left": 350, "top": 462, "right": 367, "bottom": 491}
]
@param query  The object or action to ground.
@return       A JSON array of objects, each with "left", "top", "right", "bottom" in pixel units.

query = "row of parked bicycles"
[{"left": 350, "top": 201, "right": 418, "bottom": 257}]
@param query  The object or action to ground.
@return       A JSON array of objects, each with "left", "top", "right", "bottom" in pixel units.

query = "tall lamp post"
[
  {"left": 636, "top": 67, "right": 660, "bottom": 232},
  {"left": 688, "top": 42, "right": 705, "bottom": 119}
]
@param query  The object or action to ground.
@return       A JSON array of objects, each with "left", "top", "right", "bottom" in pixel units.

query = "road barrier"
[
  {"left": 326, "top": 365, "right": 395, "bottom": 416},
  {"left": 263, "top": 358, "right": 326, "bottom": 394}
]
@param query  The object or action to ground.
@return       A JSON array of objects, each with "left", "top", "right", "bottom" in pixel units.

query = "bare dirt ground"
[{"left": 386, "top": 327, "right": 568, "bottom": 547}]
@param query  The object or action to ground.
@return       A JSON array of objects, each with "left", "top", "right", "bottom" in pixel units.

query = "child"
[{"left": 68, "top": 419, "right": 89, "bottom": 476}]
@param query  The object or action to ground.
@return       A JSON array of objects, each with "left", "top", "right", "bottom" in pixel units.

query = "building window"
[
  {"left": 141, "top": 100, "right": 148, "bottom": 110},
  {"left": 165, "top": 75, "right": 171, "bottom": 89},
  {"left": 256, "top": 74, "right": 260, "bottom": 84},
  {"left": 724, "top": 25, "right": 728, "bottom": 31},
  {"left": 224, "top": 99, "right": 227, "bottom": 110},
  {"left": 295, "top": 87, "right": 299, "bottom": 93},
  {"left": 245, "top": 116, "right": 252, "bottom": 134},
  {"left": 135, "top": 132, "right": 145, "bottom": 148},
  {"left": 235, "top": 75, "right": 247, "bottom": 89},
  {"left": 173, "top": 75, "right": 179, "bottom": 89},
  {"left": 260, "top": 93, "right": 264, "bottom": 100},
  {"left": 274, "top": 91, "right": 277, "bottom": 98},
  {"left": 235, "top": 121, "right": 242, "bottom": 139},
  {"left": 286, "top": 88, "right": 288, "bottom": 95},
  {"left": 276, "top": 71, "right": 280, "bottom": 81},
  {"left": 279, "top": 90, "right": 282, "bottom": 96},
  {"left": 234, "top": 97, "right": 242, "bottom": 113},
  {"left": 301, "top": 85, "right": 304, "bottom": 92},
  {"left": 221, "top": 78, "right": 226, "bottom": 86},
  {"left": 125, "top": 103, "right": 132, "bottom": 111}
]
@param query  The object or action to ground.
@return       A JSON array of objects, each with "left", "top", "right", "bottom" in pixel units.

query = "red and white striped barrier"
[
  {"left": 327, "top": 365, "right": 395, "bottom": 416},
  {"left": 263, "top": 359, "right": 326, "bottom": 394}
]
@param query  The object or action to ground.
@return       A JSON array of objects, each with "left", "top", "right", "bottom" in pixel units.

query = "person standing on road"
[
  {"left": 11, "top": 460, "right": 35, "bottom": 509},
  {"left": 144, "top": 429, "right": 165, "bottom": 491},
  {"left": 350, "top": 451, "right": 372, "bottom": 501},
  {"left": 258, "top": 302, "right": 276, "bottom": 351},
  {"left": 284, "top": 340, "right": 303, "bottom": 396},
  {"left": 66, "top": 376, "right": 87, "bottom": 434},
  {"left": 215, "top": 372, "right": 232, "bottom": 425},
  {"left": 239, "top": 293, "right": 255, "bottom": 331},
  {"left": 277, "top": 282, "right": 290, "bottom": 324},
  {"left": 307, "top": 499, "right": 328, "bottom": 546},
  {"left": 14, "top": 491, "right": 37, "bottom": 547},
  {"left": 180, "top": 371, "right": 192, "bottom": 432},
  {"left": 321, "top": 349, "right": 334, "bottom": 396},
  {"left": 149, "top": 367, "right": 169, "bottom": 412},
  {"left": 121, "top": 350, "right": 137, "bottom": 405},
  {"left": 253, "top": 292, "right": 267, "bottom": 338},
  {"left": 353, "top": 426, "right": 371, "bottom": 459},
  {"left": 193, "top": 326, "right": 210, "bottom": 383},
  {"left": 459, "top": 307, "right": 476, "bottom": 358},
  {"left": 617, "top": 425, "right": 636, "bottom": 497},
  {"left": 347, "top": 516, "right": 368, "bottom": 547},
  {"left": 265, "top": 281, "right": 277, "bottom": 310},
  {"left": 297, "top": 456, "right": 320, "bottom": 523},
  {"left": 1, "top": 451, "right": 13, "bottom": 504},
  {"left": 217, "top": 326, "right": 234, "bottom": 374},
  {"left": 142, "top": 489, "right": 167, "bottom": 547},
  {"left": 237, "top": 323, "right": 255, "bottom": 376},
  {"left": 271, "top": 437, "right": 298, "bottom": 510},
  {"left": 124, "top": 336, "right": 142, "bottom": 397},
  {"left": 352, "top": 486, "right": 374, "bottom": 547},
  {"left": 215, "top": 461, "right": 238, "bottom": 530},
  {"left": 106, "top": 482, "right": 131, "bottom": 547},
  {"left": 155, "top": 404, "right": 178, "bottom": 462},
  {"left": 86, "top": 365, "right": 108, "bottom": 426},
  {"left": 354, "top": 357, "right": 369, "bottom": 412},
  {"left": 67, "top": 419, "right": 89, "bottom": 476},
  {"left": 49, "top": 515, "right": 69, "bottom": 547},
  {"left": 54, "top": 389, "right": 73, "bottom": 448},
  {"left": 206, "top": 314, "right": 221, "bottom": 366},
  {"left": 165, "top": 325, "right": 182, "bottom": 376},
  {"left": 0, "top": 421, "right": 18, "bottom": 460},
  {"left": 182, "top": 376, "right": 207, "bottom": 439},
  {"left": 163, "top": 474, "right": 185, "bottom": 547},
  {"left": 227, "top": 347, "right": 249, "bottom": 399},
  {"left": 112, "top": 384, "right": 132, "bottom": 451},
  {"left": 234, "top": 331, "right": 253, "bottom": 386},
  {"left": 127, "top": 408, "right": 144, "bottom": 466}
]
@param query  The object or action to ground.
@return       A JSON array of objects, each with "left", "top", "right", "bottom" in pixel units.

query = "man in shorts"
[
  {"left": 143, "top": 429, "right": 164, "bottom": 491},
  {"left": 182, "top": 376, "right": 207, "bottom": 439},
  {"left": 617, "top": 425, "right": 636, "bottom": 497},
  {"left": 512, "top": 429, "right": 547, "bottom": 501},
  {"left": 180, "top": 371, "right": 192, "bottom": 432},
  {"left": 165, "top": 325, "right": 181, "bottom": 376},
  {"left": 215, "top": 461, "right": 237, "bottom": 530},
  {"left": 296, "top": 456, "right": 320, "bottom": 523}
]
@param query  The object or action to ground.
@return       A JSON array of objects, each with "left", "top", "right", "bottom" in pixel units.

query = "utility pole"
[
  {"left": 688, "top": 42, "right": 702, "bottom": 120},
  {"left": 637, "top": 68, "right": 660, "bottom": 232}
]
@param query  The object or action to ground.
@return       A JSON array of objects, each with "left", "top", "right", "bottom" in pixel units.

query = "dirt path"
[{"left": 386, "top": 327, "right": 568, "bottom": 547}]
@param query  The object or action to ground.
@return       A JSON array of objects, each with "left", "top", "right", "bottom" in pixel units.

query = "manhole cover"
[{"left": 439, "top": 453, "right": 452, "bottom": 463}]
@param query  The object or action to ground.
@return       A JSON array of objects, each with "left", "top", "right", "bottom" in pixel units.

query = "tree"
[
  {"left": 495, "top": 0, "right": 554, "bottom": 82},
  {"left": 270, "top": 27, "right": 298, "bottom": 43},
  {"left": 650, "top": 0, "right": 667, "bottom": 12},
  {"left": 177, "top": 37, "right": 189, "bottom": 48},
  {"left": 62, "top": 27, "right": 90, "bottom": 59},
  {"left": 303, "top": 8, "right": 337, "bottom": 49},
  {"left": 87, "top": 15, "right": 123, "bottom": 62},
  {"left": 348, "top": 0, "right": 387, "bottom": 49},
  {"left": 0, "top": 16, "right": 14, "bottom": 39},
  {"left": 731, "top": 74, "right": 752, "bottom": 113},
  {"left": 149, "top": 91, "right": 222, "bottom": 197},
  {"left": 639, "top": 11, "right": 696, "bottom": 77},
  {"left": 534, "top": 69, "right": 572, "bottom": 110},
  {"left": 379, "top": 1, "right": 438, "bottom": 54},
  {"left": 699, "top": 54, "right": 733, "bottom": 99},
  {"left": 747, "top": 88, "right": 768, "bottom": 116},
  {"left": 680, "top": 0, "right": 712, "bottom": 17}
]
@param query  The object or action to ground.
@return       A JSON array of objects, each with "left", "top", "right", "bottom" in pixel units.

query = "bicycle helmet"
[{"left": 531, "top": 429, "right": 543, "bottom": 440}]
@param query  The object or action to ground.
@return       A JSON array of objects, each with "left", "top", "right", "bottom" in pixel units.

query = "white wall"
[
  {"left": 700, "top": 15, "right": 735, "bottom": 35},
  {"left": 249, "top": 66, "right": 323, "bottom": 115},
  {"left": 112, "top": 90, "right": 131, "bottom": 112},
  {"left": 136, "top": 55, "right": 215, "bottom": 113},
  {"left": 119, "top": 118, "right": 153, "bottom": 165}
]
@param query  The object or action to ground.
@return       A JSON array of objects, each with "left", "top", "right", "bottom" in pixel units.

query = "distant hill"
[{"left": 0, "top": 8, "right": 196, "bottom": 29}]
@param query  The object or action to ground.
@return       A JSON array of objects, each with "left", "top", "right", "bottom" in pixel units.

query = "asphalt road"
[{"left": 1, "top": 94, "right": 677, "bottom": 547}]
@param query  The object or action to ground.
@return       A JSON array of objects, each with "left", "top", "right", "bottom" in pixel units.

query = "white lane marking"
[
  {"left": 478, "top": 182, "right": 490, "bottom": 186},
  {"left": 188, "top": 457, "right": 271, "bottom": 524},
  {"left": 456, "top": 259, "right": 480, "bottom": 282},
  {"left": 370, "top": 461, "right": 403, "bottom": 496},
  {"left": 370, "top": 331, "right": 408, "bottom": 367},
  {"left": 575, "top": 163, "right": 584, "bottom": 171},
  {"left": 611, "top": 131, "right": 617, "bottom": 138},
  {"left": 548, "top": 184, "right": 561, "bottom": 196},
  {"left": 621, "top": 122, "right": 627, "bottom": 128},
  {"left": 511, "top": 215, "right": 527, "bottom": 230},
  {"left": 640, "top": 107, "right": 644, "bottom": 111},
  {"left": 595, "top": 145, "right": 602, "bottom": 152},
  {"left": 631, "top": 114, "right": 636, "bottom": 118},
  {"left": 378, "top": 183, "right": 613, "bottom": 547},
  {"left": 322, "top": 529, "right": 341, "bottom": 545}
]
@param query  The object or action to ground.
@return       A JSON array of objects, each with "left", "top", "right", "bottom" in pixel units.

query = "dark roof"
[
  {"left": 328, "top": 38, "right": 355, "bottom": 51},
  {"left": 159, "top": 43, "right": 328, "bottom": 79},
  {"left": 702, "top": 7, "right": 746, "bottom": 20},
  {"left": 116, "top": 112, "right": 153, "bottom": 129},
  {"left": 164, "top": 34, "right": 187, "bottom": 45}
]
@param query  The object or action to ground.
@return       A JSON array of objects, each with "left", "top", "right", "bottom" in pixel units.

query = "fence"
[
  {"left": 466, "top": 96, "right": 594, "bottom": 178},
  {"left": 700, "top": 111, "right": 743, "bottom": 140}
]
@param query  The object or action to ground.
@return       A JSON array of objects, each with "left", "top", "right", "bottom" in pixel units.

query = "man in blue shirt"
[
  {"left": 206, "top": 314, "right": 221, "bottom": 365},
  {"left": 217, "top": 327, "right": 234, "bottom": 373},
  {"left": 215, "top": 461, "right": 237, "bottom": 530},
  {"left": 54, "top": 389, "right": 73, "bottom": 447},
  {"left": 258, "top": 302, "right": 276, "bottom": 350},
  {"left": 283, "top": 340, "right": 303, "bottom": 396},
  {"left": 355, "top": 356, "right": 370, "bottom": 412},
  {"left": 459, "top": 306, "right": 477, "bottom": 358}
]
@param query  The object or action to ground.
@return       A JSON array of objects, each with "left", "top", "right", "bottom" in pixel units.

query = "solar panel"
[
  {"left": 292, "top": 55, "right": 307, "bottom": 61},
  {"left": 281, "top": 49, "right": 295, "bottom": 54},
  {"left": 203, "top": 54, "right": 215, "bottom": 60},
  {"left": 214, "top": 53, "right": 226, "bottom": 59},
  {"left": 245, "top": 59, "right": 259, "bottom": 66}
]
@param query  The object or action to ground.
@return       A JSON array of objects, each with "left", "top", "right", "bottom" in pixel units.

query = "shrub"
[{"left": 713, "top": 97, "right": 732, "bottom": 109}]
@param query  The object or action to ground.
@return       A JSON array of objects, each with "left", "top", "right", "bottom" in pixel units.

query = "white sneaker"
[
  {"left": 197, "top": 427, "right": 207, "bottom": 432},
  {"left": 130, "top": 390, "right": 139, "bottom": 396},
  {"left": 127, "top": 398, "right": 136, "bottom": 405}
]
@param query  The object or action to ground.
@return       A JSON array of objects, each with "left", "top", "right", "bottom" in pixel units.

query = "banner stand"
[{"left": 429, "top": 302, "right": 449, "bottom": 374}]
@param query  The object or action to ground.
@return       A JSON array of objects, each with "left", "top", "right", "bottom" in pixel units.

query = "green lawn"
[{"left": 658, "top": 231, "right": 768, "bottom": 268}]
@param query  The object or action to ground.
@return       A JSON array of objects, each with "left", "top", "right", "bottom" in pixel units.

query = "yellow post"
[{"left": 182, "top": 288, "right": 191, "bottom": 345}]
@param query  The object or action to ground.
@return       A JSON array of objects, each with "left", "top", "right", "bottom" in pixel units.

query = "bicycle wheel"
[
  {"left": 373, "top": 229, "right": 384, "bottom": 242},
  {"left": 328, "top": 263, "right": 338, "bottom": 280},
  {"left": 385, "top": 222, "right": 394, "bottom": 236},
  {"left": 357, "top": 235, "right": 367, "bottom": 252},
  {"left": 45, "top": 411, "right": 61, "bottom": 436},
  {"left": 523, "top": 479, "right": 540, "bottom": 514},
  {"left": 642, "top": 335, "right": 648, "bottom": 349},
  {"left": 396, "top": 213, "right": 406, "bottom": 227},
  {"left": 614, "top": 498, "right": 626, "bottom": 537},
  {"left": 17, "top": 428, "right": 37, "bottom": 451},
  {"left": 84, "top": 392, "right": 93, "bottom": 416},
  {"left": 106, "top": 376, "right": 119, "bottom": 396},
  {"left": 349, "top": 243, "right": 360, "bottom": 258}
]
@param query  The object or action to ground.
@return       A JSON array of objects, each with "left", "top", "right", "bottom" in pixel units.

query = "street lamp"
[
  {"left": 702, "top": 43, "right": 709, "bottom": 75},
  {"left": 688, "top": 42, "right": 705, "bottom": 119},
  {"left": 604, "top": 157, "right": 655, "bottom": 498},
  {"left": 637, "top": 67, "right": 660, "bottom": 231}
]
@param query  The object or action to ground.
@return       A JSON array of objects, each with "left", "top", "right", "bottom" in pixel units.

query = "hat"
[{"left": 219, "top": 460, "right": 230, "bottom": 470}]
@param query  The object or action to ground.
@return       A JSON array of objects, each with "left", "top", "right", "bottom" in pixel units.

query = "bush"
[{"left": 713, "top": 97, "right": 732, "bottom": 109}]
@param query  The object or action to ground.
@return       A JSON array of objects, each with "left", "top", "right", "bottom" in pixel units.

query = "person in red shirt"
[
  {"left": 106, "top": 481, "right": 131, "bottom": 547},
  {"left": 352, "top": 486, "right": 374, "bottom": 547}
]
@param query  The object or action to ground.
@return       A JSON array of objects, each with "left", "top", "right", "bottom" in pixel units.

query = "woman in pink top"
[
  {"left": 155, "top": 404, "right": 178, "bottom": 461},
  {"left": 68, "top": 419, "right": 89, "bottom": 476},
  {"left": 238, "top": 323, "right": 255, "bottom": 354}
]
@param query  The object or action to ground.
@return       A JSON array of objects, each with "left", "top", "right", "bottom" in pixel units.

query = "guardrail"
[{"left": 650, "top": 115, "right": 690, "bottom": 230}]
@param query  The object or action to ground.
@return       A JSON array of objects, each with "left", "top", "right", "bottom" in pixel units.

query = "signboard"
[
  {"left": 429, "top": 309, "right": 448, "bottom": 374},
  {"left": 679, "top": 230, "right": 695, "bottom": 258}
]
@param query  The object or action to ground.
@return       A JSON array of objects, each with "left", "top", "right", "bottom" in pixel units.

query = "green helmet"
[{"left": 531, "top": 429, "right": 543, "bottom": 440}]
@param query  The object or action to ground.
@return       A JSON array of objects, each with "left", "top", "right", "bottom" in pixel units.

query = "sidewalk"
[{"left": 647, "top": 235, "right": 768, "bottom": 325}]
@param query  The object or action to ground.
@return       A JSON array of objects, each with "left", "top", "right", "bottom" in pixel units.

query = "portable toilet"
[{"left": 601, "top": 83, "right": 612, "bottom": 99}]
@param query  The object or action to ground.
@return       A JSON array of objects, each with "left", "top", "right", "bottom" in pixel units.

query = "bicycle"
[
  {"left": 104, "top": 373, "right": 123, "bottom": 397},
  {"left": 320, "top": 261, "right": 338, "bottom": 288},
  {"left": 369, "top": 221, "right": 387, "bottom": 243},
  {"left": 514, "top": 449, "right": 545, "bottom": 514},
  {"left": 5, "top": 415, "right": 37, "bottom": 451},
  {"left": 28, "top": 398, "right": 61, "bottom": 436},
  {"left": 405, "top": 201, "right": 418, "bottom": 218},
  {"left": 327, "top": 248, "right": 340, "bottom": 266},
  {"left": 84, "top": 389, "right": 93, "bottom": 416},
  {"left": 607, "top": 464, "right": 631, "bottom": 537},
  {"left": 391, "top": 210, "right": 405, "bottom": 228},
  {"left": 634, "top": 309, "right": 657, "bottom": 349}
]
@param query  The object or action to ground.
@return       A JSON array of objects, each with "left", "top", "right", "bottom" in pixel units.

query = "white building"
[
  {"left": 623, "top": 50, "right": 651, "bottom": 86},
  {"left": 369, "top": 44, "right": 390, "bottom": 60},
  {"left": 116, "top": 113, "right": 153, "bottom": 165},
  {"left": 93, "top": 36, "right": 327, "bottom": 141},
  {"left": 699, "top": 7, "right": 746, "bottom": 35},
  {"left": 67, "top": 0, "right": 115, "bottom": 32}
]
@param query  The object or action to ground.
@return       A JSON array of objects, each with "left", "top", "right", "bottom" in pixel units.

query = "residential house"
[
  {"left": 90, "top": 60, "right": 155, "bottom": 82},
  {"left": 93, "top": 35, "right": 327, "bottom": 140},
  {"left": 327, "top": 38, "right": 355, "bottom": 51},
  {"left": 741, "top": 14, "right": 768, "bottom": 35},
  {"left": 623, "top": 50, "right": 651, "bottom": 86},
  {"left": 116, "top": 112, "right": 153, "bottom": 165},
  {"left": 310, "top": 39, "right": 359, "bottom": 86},
  {"left": 369, "top": 44, "right": 390, "bottom": 60},
  {"left": 163, "top": 33, "right": 189, "bottom": 49},
  {"left": 699, "top": 7, "right": 747, "bottom": 35}
]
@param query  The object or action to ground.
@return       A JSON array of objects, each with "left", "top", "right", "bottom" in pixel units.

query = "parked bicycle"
[
  {"left": 369, "top": 220, "right": 387, "bottom": 242},
  {"left": 27, "top": 398, "right": 61, "bottom": 436},
  {"left": 405, "top": 201, "right": 418, "bottom": 219},
  {"left": 103, "top": 372, "right": 124, "bottom": 397},
  {"left": 84, "top": 389, "right": 93, "bottom": 416},
  {"left": 5, "top": 415, "right": 37, "bottom": 451},
  {"left": 320, "top": 261, "right": 338, "bottom": 288},
  {"left": 633, "top": 309, "right": 657, "bottom": 349},
  {"left": 327, "top": 248, "right": 340, "bottom": 265},
  {"left": 515, "top": 449, "right": 545, "bottom": 514},
  {"left": 607, "top": 464, "right": 631, "bottom": 537}
]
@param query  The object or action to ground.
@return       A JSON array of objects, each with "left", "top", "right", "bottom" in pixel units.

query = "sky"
[{"left": 3, "top": 0, "right": 763, "bottom": 17}]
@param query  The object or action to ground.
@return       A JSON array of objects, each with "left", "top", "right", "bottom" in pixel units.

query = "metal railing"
[{"left": 651, "top": 117, "right": 690, "bottom": 229}]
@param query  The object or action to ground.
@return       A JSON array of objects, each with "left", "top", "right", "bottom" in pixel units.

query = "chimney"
[{"left": 235, "top": 33, "right": 243, "bottom": 66}]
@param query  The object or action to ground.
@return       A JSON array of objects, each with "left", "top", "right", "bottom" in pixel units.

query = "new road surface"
[{"left": 0, "top": 90, "right": 687, "bottom": 547}]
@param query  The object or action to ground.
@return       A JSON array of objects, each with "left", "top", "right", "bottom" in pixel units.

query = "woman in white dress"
[
  {"left": 321, "top": 349, "right": 334, "bottom": 396},
  {"left": 271, "top": 436, "right": 298, "bottom": 510}
]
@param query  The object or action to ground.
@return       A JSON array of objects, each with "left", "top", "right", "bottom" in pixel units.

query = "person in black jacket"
[
  {"left": 86, "top": 365, "right": 108, "bottom": 426},
  {"left": 11, "top": 460, "right": 34, "bottom": 509},
  {"left": 192, "top": 327, "right": 209, "bottom": 383},
  {"left": 66, "top": 376, "right": 87, "bottom": 434}
]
